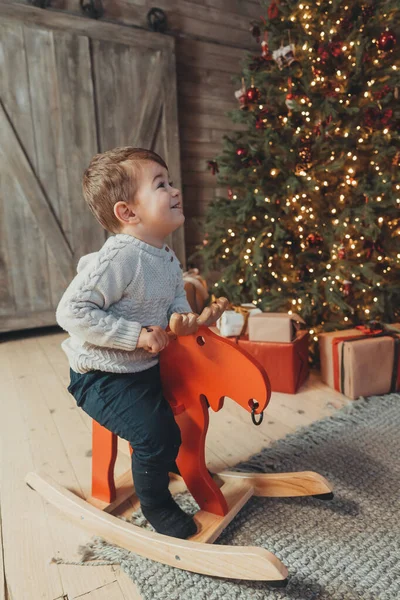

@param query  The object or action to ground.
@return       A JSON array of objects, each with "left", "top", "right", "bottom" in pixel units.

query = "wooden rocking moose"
[{"left": 26, "top": 298, "right": 333, "bottom": 584}]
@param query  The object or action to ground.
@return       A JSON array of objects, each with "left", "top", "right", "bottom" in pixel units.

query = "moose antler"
[
  {"left": 196, "top": 297, "right": 229, "bottom": 327},
  {"left": 169, "top": 312, "right": 199, "bottom": 336},
  {"left": 169, "top": 297, "right": 229, "bottom": 336}
]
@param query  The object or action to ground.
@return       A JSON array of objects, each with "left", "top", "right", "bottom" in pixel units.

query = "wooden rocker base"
[
  {"left": 25, "top": 467, "right": 333, "bottom": 582},
  {"left": 26, "top": 326, "right": 334, "bottom": 582}
]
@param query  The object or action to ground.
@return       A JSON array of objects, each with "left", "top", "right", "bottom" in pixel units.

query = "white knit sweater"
[{"left": 56, "top": 234, "right": 191, "bottom": 374}]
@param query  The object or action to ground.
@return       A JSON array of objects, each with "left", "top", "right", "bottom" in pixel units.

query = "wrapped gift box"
[
  {"left": 217, "top": 311, "right": 245, "bottom": 337},
  {"left": 217, "top": 303, "right": 262, "bottom": 337},
  {"left": 248, "top": 312, "right": 306, "bottom": 343},
  {"left": 236, "top": 330, "right": 309, "bottom": 394},
  {"left": 319, "top": 326, "right": 400, "bottom": 400}
]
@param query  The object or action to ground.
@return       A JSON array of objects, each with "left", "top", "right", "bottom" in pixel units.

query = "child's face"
[{"left": 131, "top": 161, "right": 184, "bottom": 240}]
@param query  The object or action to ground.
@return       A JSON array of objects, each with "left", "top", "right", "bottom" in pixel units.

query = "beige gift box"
[
  {"left": 319, "top": 328, "right": 400, "bottom": 400},
  {"left": 248, "top": 312, "right": 306, "bottom": 343}
]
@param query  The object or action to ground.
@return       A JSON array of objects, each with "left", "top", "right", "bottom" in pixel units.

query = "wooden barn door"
[{"left": 0, "top": 2, "right": 184, "bottom": 333}]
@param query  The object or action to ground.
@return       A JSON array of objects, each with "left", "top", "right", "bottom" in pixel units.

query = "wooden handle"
[
  {"left": 168, "top": 297, "right": 229, "bottom": 336},
  {"left": 197, "top": 297, "right": 229, "bottom": 327},
  {"left": 169, "top": 312, "right": 199, "bottom": 336}
]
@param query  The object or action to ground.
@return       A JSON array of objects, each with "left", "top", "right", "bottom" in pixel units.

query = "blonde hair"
[{"left": 82, "top": 147, "right": 168, "bottom": 232}]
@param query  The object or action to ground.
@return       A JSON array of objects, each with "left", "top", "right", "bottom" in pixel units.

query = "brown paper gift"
[
  {"left": 248, "top": 312, "right": 306, "bottom": 343},
  {"left": 183, "top": 269, "right": 208, "bottom": 314},
  {"left": 319, "top": 327, "right": 400, "bottom": 400}
]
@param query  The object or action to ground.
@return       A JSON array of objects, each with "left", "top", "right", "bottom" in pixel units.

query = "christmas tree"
[{"left": 196, "top": 0, "right": 400, "bottom": 356}]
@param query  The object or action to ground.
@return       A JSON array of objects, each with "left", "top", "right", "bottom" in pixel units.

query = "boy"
[{"left": 57, "top": 147, "right": 215, "bottom": 539}]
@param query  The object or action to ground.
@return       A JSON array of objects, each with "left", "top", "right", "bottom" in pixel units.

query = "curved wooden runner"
[{"left": 25, "top": 471, "right": 288, "bottom": 582}]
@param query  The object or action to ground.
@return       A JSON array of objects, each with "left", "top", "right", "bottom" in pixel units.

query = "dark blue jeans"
[{"left": 68, "top": 363, "right": 181, "bottom": 508}]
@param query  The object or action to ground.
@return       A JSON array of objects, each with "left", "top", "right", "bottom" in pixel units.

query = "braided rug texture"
[{"left": 76, "top": 394, "right": 400, "bottom": 599}]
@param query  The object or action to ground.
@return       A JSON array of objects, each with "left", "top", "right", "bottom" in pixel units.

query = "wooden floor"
[{"left": 0, "top": 329, "right": 350, "bottom": 600}]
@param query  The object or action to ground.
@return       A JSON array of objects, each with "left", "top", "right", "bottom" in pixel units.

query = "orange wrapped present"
[
  {"left": 236, "top": 330, "right": 309, "bottom": 394},
  {"left": 319, "top": 324, "right": 400, "bottom": 400}
]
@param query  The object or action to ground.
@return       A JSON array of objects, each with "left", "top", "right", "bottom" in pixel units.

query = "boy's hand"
[{"left": 137, "top": 326, "right": 171, "bottom": 354}]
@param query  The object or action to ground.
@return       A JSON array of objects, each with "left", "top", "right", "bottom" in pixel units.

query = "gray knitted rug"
[{"left": 74, "top": 394, "right": 400, "bottom": 600}]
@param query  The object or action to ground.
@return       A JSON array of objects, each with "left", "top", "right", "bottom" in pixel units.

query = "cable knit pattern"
[{"left": 56, "top": 234, "right": 191, "bottom": 374}]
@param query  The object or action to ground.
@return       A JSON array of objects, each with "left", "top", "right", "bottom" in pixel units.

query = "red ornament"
[
  {"left": 373, "top": 85, "right": 391, "bottom": 100},
  {"left": 306, "top": 233, "right": 323, "bottom": 248},
  {"left": 261, "top": 40, "right": 271, "bottom": 59},
  {"left": 236, "top": 147, "right": 248, "bottom": 158},
  {"left": 255, "top": 107, "right": 270, "bottom": 130},
  {"left": 381, "top": 108, "right": 393, "bottom": 127},
  {"left": 364, "top": 107, "right": 379, "bottom": 127},
  {"left": 313, "top": 124, "right": 321, "bottom": 137},
  {"left": 207, "top": 160, "right": 219, "bottom": 175},
  {"left": 228, "top": 187, "right": 233, "bottom": 199},
  {"left": 364, "top": 107, "right": 392, "bottom": 129},
  {"left": 234, "top": 78, "right": 247, "bottom": 109},
  {"left": 246, "top": 85, "right": 261, "bottom": 103},
  {"left": 338, "top": 245, "right": 346, "bottom": 259},
  {"left": 268, "top": 0, "right": 279, "bottom": 20},
  {"left": 255, "top": 116, "right": 266, "bottom": 130},
  {"left": 328, "top": 41, "right": 343, "bottom": 57},
  {"left": 377, "top": 30, "right": 397, "bottom": 52},
  {"left": 342, "top": 280, "right": 352, "bottom": 297},
  {"left": 261, "top": 30, "right": 271, "bottom": 59},
  {"left": 317, "top": 44, "right": 330, "bottom": 64},
  {"left": 312, "top": 66, "right": 323, "bottom": 78}
]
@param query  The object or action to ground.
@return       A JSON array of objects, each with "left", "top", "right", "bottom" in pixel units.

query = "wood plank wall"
[{"left": 11, "top": 0, "right": 260, "bottom": 261}]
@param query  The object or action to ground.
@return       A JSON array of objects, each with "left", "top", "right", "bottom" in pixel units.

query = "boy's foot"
[{"left": 141, "top": 497, "right": 197, "bottom": 539}]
